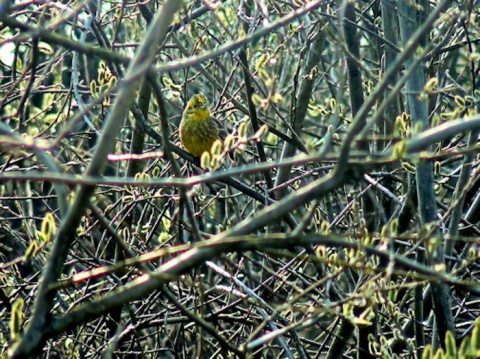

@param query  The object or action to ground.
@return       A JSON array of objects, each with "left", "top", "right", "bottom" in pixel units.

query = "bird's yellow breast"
[{"left": 180, "top": 119, "right": 219, "bottom": 158}]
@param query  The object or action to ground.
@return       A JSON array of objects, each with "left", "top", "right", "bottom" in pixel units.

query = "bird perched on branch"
[{"left": 180, "top": 93, "right": 229, "bottom": 158}]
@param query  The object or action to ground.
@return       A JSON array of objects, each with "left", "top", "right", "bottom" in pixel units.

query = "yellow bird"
[{"left": 179, "top": 93, "right": 224, "bottom": 157}]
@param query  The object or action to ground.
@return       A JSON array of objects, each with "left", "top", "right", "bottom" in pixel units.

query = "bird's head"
[{"left": 185, "top": 93, "right": 210, "bottom": 120}]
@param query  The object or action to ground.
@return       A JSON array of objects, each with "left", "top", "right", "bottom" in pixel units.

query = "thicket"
[{"left": 1, "top": 0, "right": 480, "bottom": 357}]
